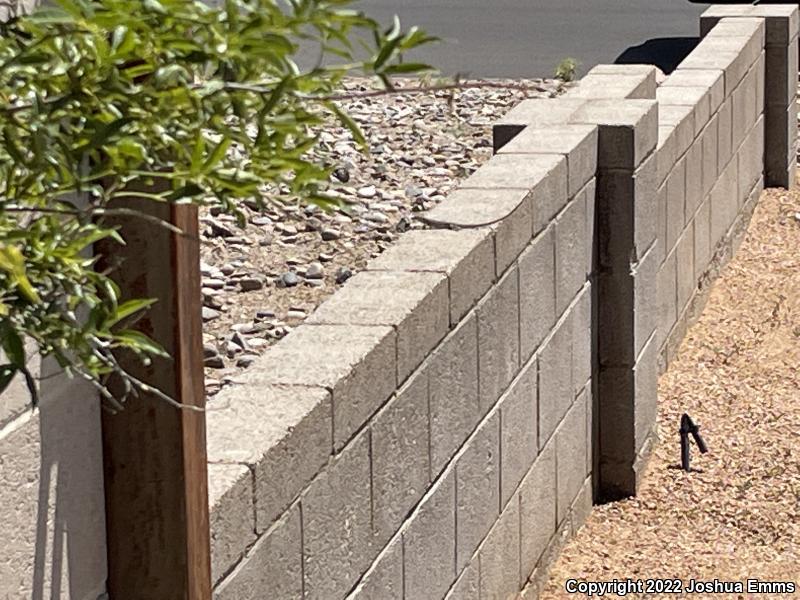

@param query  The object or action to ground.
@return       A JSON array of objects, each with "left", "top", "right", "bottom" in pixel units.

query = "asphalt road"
[{"left": 359, "top": 0, "right": 712, "bottom": 78}]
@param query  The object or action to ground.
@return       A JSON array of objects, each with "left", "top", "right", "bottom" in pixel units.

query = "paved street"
[{"left": 360, "top": 0, "right": 711, "bottom": 78}]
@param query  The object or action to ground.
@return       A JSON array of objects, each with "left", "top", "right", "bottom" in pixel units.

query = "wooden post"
[{"left": 98, "top": 199, "right": 211, "bottom": 599}]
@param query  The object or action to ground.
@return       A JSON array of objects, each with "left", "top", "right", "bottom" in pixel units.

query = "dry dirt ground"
[{"left": 542, "top": 187, "right": 800, "bottom": 598}]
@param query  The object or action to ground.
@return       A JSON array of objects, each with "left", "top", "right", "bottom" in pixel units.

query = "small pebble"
[{"left": 306, "top": 262, "right": 324, "bottom": 279}]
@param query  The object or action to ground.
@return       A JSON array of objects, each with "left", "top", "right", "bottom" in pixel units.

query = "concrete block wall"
[
  {"left": 204, "top": 5, "right": 798, "bottom": 599},
  {"left": 207, "top": 123, "right": 598, "bottom": 598}
]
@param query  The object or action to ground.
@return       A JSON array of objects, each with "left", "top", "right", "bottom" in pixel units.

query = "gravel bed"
[
  {"left": 542, "top": 187, "right": 800, "bottom": 597},
  {"left": 199, "top": 77, "right": 567, "bottom": 396}
]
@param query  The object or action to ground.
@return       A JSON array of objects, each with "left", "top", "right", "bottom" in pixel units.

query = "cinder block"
[
  {"left": 366, "top": 228, "right": 495, "bottom": 326},
  {"left": 455, "top": 412, "right": 501, "bottom": 572},
  {"left": 693, "top": 197, "right": 712, "bottom": 282},
  {"left": 528, "top": 154, "right": 569, "bottom": 235},
  {"left": 717, "top": 96, "right": 733, "bottom": 175},
  {"left": 656, "top": 126, "right": 678, "bottom": 191},
  {"left": 403, "top": 469, "right": 457, "bottom": 600},
  {"left": 632, "top": 243, "right": 659, "bottom": 360},
  {"left": 252, "top": 324, "right": 395, "bottom": 452},
  {"left": 346, "top": 539, "right": 403, "bottom": 600},
  {"left": 765, "top": 40, "right": 798, "bottom": 109},
  {"left": 555, "top": 193, "right": 589, "bottom": 316},
  {"left": 710, "top": 157, "right": 739, "bottom": 245},
  {"left": 571, "top": 284, "right": 593, "bottom": 395},
  {"left": 665, "top": 156, "right": 686, "bottom": 252},
  {"left": 584, "top": 177, "right": 596, "bottom": 275},
  {"left": 424, "top": 187, "right": 532, "bottom": 275},
  {"left": 675, "top": 225, "right": 695, "bottom": 314},
  {"left": 429, "top": 314, "right": 480, "bottom": 477},
  {"left": 701, "top": 6, "right": 796, "bottom": 46},
  {"left": 756, "top": 50, "right": 765, "bottom": 117},
  {"left": 656, "top": 85, "right": 713, "bottom": 136},
  {"left": 679, "top": 38, "right": 755, "bottom": 99},
  {"left": 206, "top": 384, "right": 331, "bottom": 531},
  {"left": 659, "top": 103, "right": 695, "bottom": 156},
  {"left": 556, "top": 391, "right": 588, "bottom": 524},
  {"left": 371, "top": 370, "right": 430, "bottom": 543},
  {"left": 765, "top": 101, "right": 797, "bottom": 188},
  {"left": 566, "top": 67, "right": 657, "bottom": 100},
  {"left": 701, "top": 114, "right": 719, "bottom": 199},
  {"left": 302, "top": 431, "right": 372, "bottom": 600},
  {"left": 209, "top": 464, "right": 255, "bottom": 585},
  {"left": 445, "top": 560, "right": 480, "bottom": 600},
  {"left": 478, "top": 499, "right": 521, "bottom": 600},
  {"left": 518, "top": 226, "right": 556, "bottom": 361},
  {"left": 493, "top": 98, "right": 587, "bottom": 153},
  {"left": 656, "top": 182, "right": 667, "bottom": 265},
  {"left": 309, "top": 270, "right": 448, "bottom": 385},
  {"left": 685, "top": 140, "right": 703, "bottom": 220},
  {"left": 497, "top": 124, "right": 598, "bottom": 197},
  {"left": 633, "top": 153, "right": 659, "bottom": 257},
  {"left": 538, "top": 314, "right": 573, "bottom": 448},
  {"left": 738, "top": 115, "right": 765, "bottom": 203},
  {"left": 570, "top": 475, "right": 594, "bottom": 536},
  {"left": 499, "top": 359, "right": 538, "bottom": 508},
  {"left": 519, "top": 442, "right": 556, "bottom": 586},
  {"left": 477, "top": 267, "right": 520, "bottom": 413},
  {"left": 215, "top": 505, "right": 302, "bottom": 600},
  {"left": 657, "top": 249, "right": 677, "bottom": 352},
  {"left": 662, "top": 68, "right": 724, "bottom": 114},
  {"left": 569, "top": 98, "right": 658, "bottom": 169},
  {"left": 634, "top": 334, "right": 659, "bottom": 453},
  {"left": 584, "top": 380, "right": 594, "bottom": 476}
]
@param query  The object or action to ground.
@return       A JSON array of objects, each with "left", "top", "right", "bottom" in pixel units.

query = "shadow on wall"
[
  {"left": 615, "top": 37, "right": 701, "bottom": 74},
  {"left": 9, "top": 361, "right": 106, "bottom": 600}
]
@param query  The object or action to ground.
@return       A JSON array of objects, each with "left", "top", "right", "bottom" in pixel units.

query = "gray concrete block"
[
  {"left": 665, "top": 156, "right": 686, "bottom": 253},
  {"left": 675, "top": 226, "right": 695, "bottom": 315},
  {"left": 429, "top": 314, "right": 480, "bottom": 477},
  {"left": 657, "top": 249, "right": 677, "bottom": 352},
  {"left": 445, "top": 560, "right": 480, "bottom": 600},
  {"left": 701, "top": 114, "right": 719, "bottom": 199},
  {"left": 570, "top": 475, "right": 594, "bottom": 536},
  {"left": 693, "top": 197, "right": 712, "bottom": 282},
  {"left": 738, "top": 116, "right": 765, "bottom": 205},
  {"left": 206, "top": 384, "right": 331, "bottom": 532},
  {"left": 656, "top": 126, "right": 678, "bottom": 191},
  {"left": 569, "top": 99, "right": 658, "bottom": 169},
  {"left": 717, "top": 96, "right": 733, "bottom": 175},
  {"left": 251, "top": 323, "right": 395, "bottom": 452},
  {"left": 478, "top": 498, "right": 521, "bottom": 600},
  {"left": 585, "top": 177, "right": 597, "bottom": 275},
  {"left": 679, "top": 40, "right": 754, "bottom": 100},
  {"left": 519, "top": 442, "right": 556, "bottom": 586},
  {"left": 347, "top": 539, "right": 403, "bottom": 600},
  {"left": 756, "top": 50, "right": 765, "bottom": 117},
  {"left": 656, "top": 85, "right": 712, "bottom": 136},
  {"left": 584, "top": 380, "right": 594, "bottom": 477},
  {"left": 633, "top": 153, "right": 658, "bottom": 256},
  {"left": 215, "top": 504, "right": 302, "bottom": 600},
  {"left": 499, "top": 359, "right": 538, "bottom": 508},
  {"left": 422, "top": 187, "right": 532, "bottom": 275},
  {"left": 497, "top": 125, "right": 598, "bottom": 198},
  {"left": 309, "top": 270, "right": 449, "bottom": 385},
  {"left": 477, "top": 267, "right": 520, "bottom": 414},
  {"left": 529, "top": 154, "right": 569, "bottom": 235},
  {"left": 566, "top": 67, "right": 657, "bottom": 100},
  {"left": 302, "top": 431, "right": 372, "bottom": 600},
  {"left": 571, "top": 284, "right": 593, "bottom": 395},
  {"left": 456, "top": 412, "right": 501, "bottom": 572},
  {"left": 634, "top": 334, "right": 659, "bottom": 453},
  {"left": 556, "top": 391, "right": 588, "bottom": 524},
  {"left": 371, "top": 370, "right": 430, "bottom": 543},
  {"left": 538, "top": 314, "right": 573, "bottom": 448},
  {"left": 656, "top": 182, "right": 667, "bottom": 265},
  {"left": 685, "top": 140, "right": 703, "bottom": 220},
  {"left": 705, "top": 16, "right": 765, "bottom": 50},
  {"left": 403, "top": 469, "right": 457, "bottom": 600},
  {"left": 518, "top": 226, "right": 556, "bottom": 361},
  {"left": 493, "top": 98, "right": 587, "bottom": 153},
  {"left": 765, "top": 40, "right": 798, "bottom": 109},
  {"left": 701, "top": 6, "right": 795, "bottom": 46},
  {"left": 710, "top": 157, "right": 739, "bottom": 246},
  {"left": 731, "top": 67, "right": 756, "bottom": 151},
  {"left": 632, "top": 243, "right": 659, "bottom": 360},
  {"left": 765, "top": 102, "right": 797, "bottom": 188},
  {"left": 659, "top": 103, "right": 695, "bottom": 157},
  {"left": 366, "top": 228, "right": 495, "bottom": 326},
  {"left": 662, "top": 68, "right": 725, "bottom": 114},
  {"left": 209, "top": 463, "right": 255, "bottom": 585},
  {"left": 555, "top": 193, "right": 589, "bottom": 316}
]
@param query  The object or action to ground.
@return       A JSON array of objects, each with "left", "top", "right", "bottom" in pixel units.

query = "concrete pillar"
[
  {"left": 568, "top": 99, "right": 660, "bottom": 501},
  {"left": 701, "top": 5, "right": 799, "bottom": 188}
]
